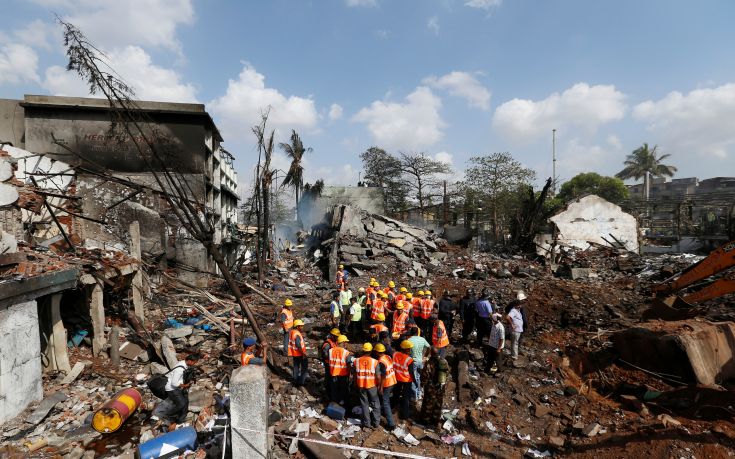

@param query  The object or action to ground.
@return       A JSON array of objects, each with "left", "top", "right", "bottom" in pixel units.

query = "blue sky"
[{"left": 2, "top": 0, "right": 735, "bottom": 196}]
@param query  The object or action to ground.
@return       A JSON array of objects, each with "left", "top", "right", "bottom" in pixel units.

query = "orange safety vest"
[
  {"left": 354, "top": 356, "right": 379, "bottom": 389},
  {"left": 379, "top": 354, "right": 397, "bottom": 387},
  {"left": 419, "top": 299, "right": 434, "bottom": 319},
  {"left": 370, "top": 323, "right": 388, "bottom": 337},
  {"left": 321, "top": 338, "right": 336, "bottom": 357},
  {"left": 241, "top": 352, "right": 254, "bottom": 365},
  {"left": 392, "top": 310, "right": 409, "bottom": 335},
  {"left": 366, "top": 287, "right": 374, "bottom": 306},
  {"left": 432, "top": 320, "right": 449, "bottom": 348},
  {"left": 411, "top": 297, "right": 422, "bottom": 316},
  {"left": 329, "top": 347, "right": 351, "bottom": 377},
  {"left": 288, "top": 329, "right": 306, "bottom": 357},
  {"left": 393, "top": 352, "right": 414, "bottom": 382},
  {"left": 395, "top": 294, "right": 405, "bottom": 303},
  {"left": 371, "top": 299, "right": 385, "bottom": 320},
  {"left": 281, "top": 308, "right": 294, "bottom": 330}
]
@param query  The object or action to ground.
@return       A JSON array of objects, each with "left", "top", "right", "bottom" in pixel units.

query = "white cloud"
[
  {"left": 633, "top": 83, "right": 735, "bottom": 159},
  {"left": 346, "top": 0, "right": 377, "bottom": 7},
  {"left": 0, "top": 43, "right": 39, "bottom": 84},
  {"left": 352, "top": 86, "right": 446, "bottom": 151},
  {"left": 208, "top": 63, "right": 318, "bottom": 142},
  {"left": 328, "top": 103, "right": 344, "bottom": 121},
  {"left": 493, "top": 83, "right": 626, "bottom": 144},
  {"left": 43, "top": 45, "right": 197, "bottom": 102},
  {"left": 43, "top": 0, "right": 195, "bottom": 53},
  {"left": 427, "top": 16, "right": 440, "bottom": 35},
  {"left": 14, "top": 19, "right": 57, "bottom": 51},
  {"left": 465, "top": 0, "right": 502, "bottom": 10},
  {"left": 434, "top": 151, "right": 453, "bottom": 165},
  {"left": 423, "top": 71, "right": 491, "bottom": 110},
  {"left": 555, "top": 137, "right": 623, "bottom": 180}
]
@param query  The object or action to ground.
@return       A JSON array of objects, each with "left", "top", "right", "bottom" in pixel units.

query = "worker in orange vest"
[
  {"left": 431, "top": 315, "right": 450, "bottom": 358},
  {"left": 370, "top": 291, "right": 387, "bottom": 323},
  {"left": 328, "top": 335, "right": 353, "bottom": 405},
  {"left": 391, "top": 301, "right": 413, "bottom": 337},
  {"left": 393, "top": 340, "right": 417, "bottom": 419},
  {"left": 321, "top": 328, "right": 341, "bottom": 401},
  {"left": 374, "top": 343, "right": 397, "bottom": 429},
  {"left": 241, "top": 337, "right": 266, "bottom": 366},
  {"left": 385, "top": 281, "right": 396, "bottom": 304},
  {"left": 353, "top": 343, "right": 382, "bottom": 428},
  {"left": 288, "top": 319, "right": 308, "bottom": 386},
  {"left": 369, "top": 313, "right": 388, "bottom": 340},
  {"left": 403, "top": 292, "right": 415, "bottom": 316},
  {"left": 280, "top": 299, "right": 295, "bottom": 355},
  {"left": 335, "top": 264, "right": 347, "bottom": 289},
  {"left": 395, "top": 287, "right": 407, "bottom": 303},
  {"left": 418, "top": 290, "right": 435, "bottom": 337}
]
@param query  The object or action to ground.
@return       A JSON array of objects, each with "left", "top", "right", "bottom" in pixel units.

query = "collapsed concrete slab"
[{"left": 611, "top": 320, "right": 735, "bottom": 386}]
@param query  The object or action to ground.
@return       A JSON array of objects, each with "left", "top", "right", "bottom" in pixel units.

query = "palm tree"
[
  {"left": 278, "top": 129, "right": 312, "bottom": 219},
  {"left": 616, "top": 143, "right": 677, "bottom": 200}
]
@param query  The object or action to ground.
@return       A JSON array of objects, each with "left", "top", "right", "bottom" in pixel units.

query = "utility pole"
[{"left": 552, "top": 129, "right": 557, "bottom": 194}]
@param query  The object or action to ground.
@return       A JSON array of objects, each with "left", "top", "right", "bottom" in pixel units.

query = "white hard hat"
[{"left": 516, "top": 291, "right": 527, "bottom": 301}]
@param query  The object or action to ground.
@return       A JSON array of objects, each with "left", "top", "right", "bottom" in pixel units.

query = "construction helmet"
[
  {"left": 370, "top": 277, "right": 376, "bottom": 283},
  {"left": 377, "top": 313, "right": 386, "bottom": 321},
  {"left": 406, "top": 293, "right": 413, "bottom": 299},
  {"left": 395, "top": 301, "right": 405, "bottom": 310},
  {"left": 330, "top": 328, "right": 341, "bottom": 337},
  {"left": 362, "top": 342, "right": 373, "bottom": 352},
  {"left": 417, "top": 290, "right": 425, "bottom": 296},
  {"left": 374, "top": 282, "right": 380, "bottom": 287},
  {"left": 388, "top": 281, "right": 396, "bottom": 288},
  {"left": 293, "top": 319, "right": 304, "bottom": 327},
  {"left": 358, "top": 287, "right": 365, "bottom": 292},
  {"left": 392, "top": 332, "right": 401, "bottom": 340},
  {"left": 399, "top": 287, "right": 407, "bottom": 293},
  {"left": 337, "top": 335, "right": 349, "bottom": 344},
  {"left": 425, "top": 290, "right": 432, "bottom": 296},
  {"left": 339, "top": 264, "right": 344, "bottom": 269},
  {"left": 400, "top": 340, "right": 414, "bottom": 349},
  {"left": 374, "top": 343, "right": 386, "bottom": 353},
  {"left": 284, "top": 299, "right": 293, "bottom": 307}
]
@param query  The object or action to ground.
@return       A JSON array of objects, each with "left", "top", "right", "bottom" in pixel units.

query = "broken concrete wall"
[
  {"left": 548, "top": 195, "right": 639, "bottom": 253},
  {"left": 611, "top": 320, "right": 735, "bottom": 386},
  {"left": 0, "top": 300, "right": 43, "bottom": 425},
  {"left": 0, "top": 99, "right": 24, "bottom": 148},
  {"left": 300, "top": 186, "right": 385, "bottom": 230}
]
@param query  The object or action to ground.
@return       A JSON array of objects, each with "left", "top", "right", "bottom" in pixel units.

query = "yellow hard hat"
[
  {"left": 400, "top": 340, "right": 414, "bottom": 349},
  {"left": 395, "top": 302, "right": 405, "bottom": 310},
  {"left": 388, "top": 281, "right": 396, "bottom": 288},
  {"left": 358, "top": 287, "right": 365, "bottom": 292},
  {"left": 374, "top": 282, "right": 380, "bottom": 287},
  {"left": 392, "top": 332, "right": 401, "bottom": 340},
  {"left": 370, "top": 277, "right": 376, "bottom": 283},
  {"left": 374, "top": 343, "right": 386, "bottom": 353},
  {"left": 380, "top": 291, "right": 388, "bottom": 298},
  {"left": 337, "top": 335, "right": 349, "bottom": 343},
  {"left": 377, "top": 313, "right": 386, "bottom": 321},
  {"left": 330, "top": 328, "right": 341, "bottom": 337},
  {"left": 284, "top": 299, "right": 293, "bottom": 307},
  {"left": 293, "top": 319, "right": 304, "bottom": 327},
  {"left": 362, "top": 342, "right": 373, "bottom": 352},
  {"left": 399, "top": 287, "right": 407, "bottom": 293},
  {"left": 425, "top": 290, "right": 432, "bottom": 295},
  {"left": 339, "top": 264, "right": 344, "bottom": 269},
  {"left": 406, "top": 293, "right": 413, "bottom": 299}
]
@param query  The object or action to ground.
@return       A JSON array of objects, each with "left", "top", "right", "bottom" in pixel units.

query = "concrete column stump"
[{"left": 230, "top": 365, "right": 269, "bottom": 459}]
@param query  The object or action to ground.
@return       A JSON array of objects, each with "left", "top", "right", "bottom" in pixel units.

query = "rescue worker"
[
  {"left": 395, "top": 286, "right": 408, "bottom": 303},
  {"left": 374, "top": 343, "right": 397, "bottom": 430},
  {"left": 335, "top": 264, "right": 346, "bottom": 289},
  {"left": 370, "top": 291, "right": 387, "bottom": 323},
  {"left": 406, "top": 327, "right": 430, "bottom": 400},
  {"left": 280, "top": 299, "right": 294, "bottom": 355},
  {"left": 329, "top": 291, "right": 342, "bottom": 329},
  {"left": 241, "top": 337, "right": 266, "bottom": 366},
  {"left": 391, "top": 301, "right": 412, "bottom": 337},
  {"left": 437, "top": 290, "right": 458, "bottom": 343},
  {"left": 353, "top": 343, "right": 382, "bottom": 429},
  {"left": 356, "top": 287, "right": 368, "bottom": 336},
  {"left": 339, "top": 287, "right": 353, "bottom": 331},
  {"left": 475, "top": 289, "right": 494, "bottom": 347},
  {"left": 404, "top": 292, "right": 415, "bottom": 316},
  {"left": 431, "top": 315, "right": 450, "bottom": 358},
  {"left": 417, "top": 290, "right": 434, "bottom": 338},
  {"left": 348, "top": 296, "right": 363, "bottom": 340},
  {"left": 459, "top": 288, "right": 477, "bottom": 344},
  {"left": 393, "top": 340, "right": 416, "bottom": 420},
  {"left": 385, "top": 281, "right": 397, "bottom": 304},
  {"left": 369, "top": 313, "right": 388, "bottom": 340},
  {"left": 485, "top": 313, "right": 505, "bottom": 374},
  {"left": 321, "top": 328, "right": 341, "bottom": 399},
  {"left": 288, "top": 319, "right": 308, "bottom": 386},
  {"left": 328, "top": 335, "right": 353, "bottom": 405}
]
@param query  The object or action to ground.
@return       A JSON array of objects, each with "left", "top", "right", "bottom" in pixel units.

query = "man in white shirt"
[
  {"left": 153, "top": 354, "right": 199, "bottom": 426},
  {"left": 484, "top": 313, "right": 505, "bottom": 373},
  {"left": 506, "top": 301, "right": 524, "bottom": 360}
]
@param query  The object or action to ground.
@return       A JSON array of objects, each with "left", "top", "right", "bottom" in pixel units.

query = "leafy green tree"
[
  {"left": 616, "top": 143, "right": 677, "bottom": 199},
  {"left": 399, "top": 152, "right": 453, "bottom": 213},
  {"left": 465, "top": 152, "right": 536, "bottom": 241},
  {"left": 360, "top": 147, "right": 409, "bottom": 215},
  {"left": 279, "top": 129, "right": 312, "bottom": 219},
  {"left": 557, "top": 172, "right": 629, "bottom": 204}
]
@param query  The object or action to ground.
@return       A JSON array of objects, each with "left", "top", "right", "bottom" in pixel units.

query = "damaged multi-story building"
[{"left": 0, "top": 94, "right": 239, "bottom": 424}]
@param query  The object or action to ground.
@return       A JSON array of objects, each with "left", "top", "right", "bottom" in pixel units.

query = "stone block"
[
  {"left": 571, "top": 268, "right": 592, "bottom": 280},
  {"left": 231, "top": 365, "right": 269, "bottom": 459},
  {"left": 164, "top": 325, "right": 193, "bottom": 340}
]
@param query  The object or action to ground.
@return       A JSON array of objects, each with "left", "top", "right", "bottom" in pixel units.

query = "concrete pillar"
[
  {"left": 129, "top": 221, "right": 145, "bottom": 324},
  {"left": 48, "top": 294, "right": 71, "bottom": 373},
  {"left": 89, "top": 283, "right": 106, "bottom": 357},
  {"left": 230, "top": 365, "right": 269, "bottom": 459}
]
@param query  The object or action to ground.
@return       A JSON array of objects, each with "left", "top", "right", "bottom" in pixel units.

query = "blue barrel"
[{"left": 137, "top": 426, "right": 197, "bottom": 459}]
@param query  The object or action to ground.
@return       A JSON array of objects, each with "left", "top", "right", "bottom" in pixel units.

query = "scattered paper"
[
  {"left": 462, "top": 443, "right": 471, "bottom": 456},
  {"left": 525, "top": 449, "right": 552, "bottom": 458},
  {"left": 485, "top": 421, "right": 497, "bottom": 432},
  {"left": 516, "top": 432, "right": 531, "bottom": 441},
  {"left": 403, "top": 433, "right": 420, "bottom": 446}
]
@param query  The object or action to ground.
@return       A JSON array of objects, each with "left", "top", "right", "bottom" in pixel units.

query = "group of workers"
[{"left": 236, "top": 265, "right": 529, "bottom": 431}]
